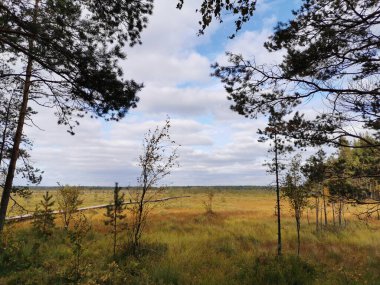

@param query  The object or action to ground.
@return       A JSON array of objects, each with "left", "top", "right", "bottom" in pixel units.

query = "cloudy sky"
[{"left": 21, "top": 0, "right": 303, "bottom": 187}]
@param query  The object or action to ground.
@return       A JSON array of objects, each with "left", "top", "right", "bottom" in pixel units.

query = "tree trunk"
[
  {"left": 322, "top": 186, "right": 328, "bottom": 226},
  {"left": 274, "top": 133, "right": 282, "bottom": 257},
  {"left": 133, "top": 168, "right": 148, "bottom": 252},
  {"left": 332, "top": 202, "right": 336, "bottom": 227},
  {"left": 113, "top": 183, "right": 118, "bottom": 259},
  {"left": 0, "top": 0, "right": 39, "bottom": 234},
  {"left": 338, "top": 200, "right": 342, "bottom": 227},
  {"left": 134, "top": 193, "right": 144, "bottom": 250},
  {"left": 296, "top": 213, "right": 301, "bottom": 256},
  {"left": 320, "top": 201, "right": 323, "bottom": 231},
  {"left": 343, "top": 203, "right": 346, "bottom": 227},
  {"left": 0, "top": 75, "right": 31, "bottom": 233},
  {"left": 315, "top": 197, "right": 319, "bottom": 232}
]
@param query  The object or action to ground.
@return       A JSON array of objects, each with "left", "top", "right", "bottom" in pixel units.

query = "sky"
[{"left": 21, "top": 0, "right": 304, "bottom": 187}]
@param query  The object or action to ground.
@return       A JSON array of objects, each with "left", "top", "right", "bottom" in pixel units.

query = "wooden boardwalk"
[{"left": 6, "top": 195, "right": 190, "bottom": 222}]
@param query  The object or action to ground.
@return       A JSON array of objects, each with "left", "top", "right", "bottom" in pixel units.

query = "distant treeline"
[{"left": 24, "top": 185, "right": 274, "bottom": 192}]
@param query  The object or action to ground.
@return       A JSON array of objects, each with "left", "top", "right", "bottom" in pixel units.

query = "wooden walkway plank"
[{"left": 6, "top": 195, "right": 190, "bottom": 222}]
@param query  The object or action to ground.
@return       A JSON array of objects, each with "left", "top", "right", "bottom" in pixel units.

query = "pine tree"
[
  {"left": 302, "top": 150, "right": 327, "bottom": 231},
  {"left": 258, "top": 107, "right": 293, "bottom": 257},
  {"left": 283, "top": 155, "right": 309, "bottom": 256},
  {"left": 32, "top": 191, "right": 55, "bottom": 238},
  {"left": 0, "top": 0, "right": 154, "bottom": 233},
  {"left": 212, "top": 0, "right": 380, "bottom": 149},
  {"left": 67, "top": 213, "right": 91, "bottom": 284},
  {"left": 176, "top": 0, "right": 256, "bottom": 38},
  {"left": 104, "top": 182, "right": 126, "bottom": 259}
]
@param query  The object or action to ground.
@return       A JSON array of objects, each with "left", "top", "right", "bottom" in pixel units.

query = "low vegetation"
[{"left": 1, "top": 187, "right": 380, "bottom": 285}]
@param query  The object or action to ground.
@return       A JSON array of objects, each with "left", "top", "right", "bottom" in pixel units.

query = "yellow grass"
[{"left": 4, "top": 187, "right": 380, "bottom": 284}]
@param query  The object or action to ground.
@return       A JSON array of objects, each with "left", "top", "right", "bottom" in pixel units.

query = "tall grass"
[{"left": 1, "top": 187, "right": 379, "bottom": 284}]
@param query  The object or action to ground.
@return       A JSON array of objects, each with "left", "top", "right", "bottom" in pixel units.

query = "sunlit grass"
[{"left": 2, "top": 187, "right": 380, "bottom": 284}]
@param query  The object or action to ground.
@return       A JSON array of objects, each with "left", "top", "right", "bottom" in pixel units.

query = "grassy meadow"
[{"left": 1, "top": 187, "right": 380, "bottom": 285}]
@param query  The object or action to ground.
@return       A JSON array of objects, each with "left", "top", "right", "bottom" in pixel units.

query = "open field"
[{"left": 2, "top": 187, "right": 380, "bottom": 285}]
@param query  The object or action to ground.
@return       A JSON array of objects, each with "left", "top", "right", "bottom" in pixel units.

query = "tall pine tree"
[{"left": 0, "top": 0, "right": 154, "bottom": 233}]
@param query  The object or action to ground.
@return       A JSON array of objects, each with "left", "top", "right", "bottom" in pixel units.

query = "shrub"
[{"left": 57, "top": 185, "right": 83, "bottom": 230}]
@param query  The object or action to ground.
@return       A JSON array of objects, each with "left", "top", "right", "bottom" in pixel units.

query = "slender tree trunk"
[
  {"left": 322, "top": 186, "right": 328, "bottom": 226},
  {"left": 343, "top": 203, "right": 346, "bottom": 227},
  {"left": 315, "top": 197, "right": 319, "bottom": 232},
  {"left": 113, "top": 183, "right": 118, "bottom": 259},
  {"left": 306, "top": 208, "right": 310, "bottom": 225},
  {"left": 113, "top": 216, "right": 117, "bottom": 257},
  {"left": 134, "top": 194, "right": 144, "bottom": 250},
  {"left": 274, "top": 133, "right": 281, "bottom": 257},
  {"left": 338, "top": 200, "right": 342, "bottom": 227},
  {"left": 133, "top": 169, "right": 148, "bottom": 252},
  {"left": 0, "top": 5, "right": 40, "bottom": 234},
  {"left": 332, "top": 202, "right": 336, "bottom": 227},
  {"left": 296, "top": 214, "right": 301, "bottom": 256},
  {"left": 320, "top": 201, "right": 323, "bottom": 231}
]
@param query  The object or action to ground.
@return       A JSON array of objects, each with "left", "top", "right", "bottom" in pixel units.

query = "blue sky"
[{"left": 22, "top": 0, "right": 305, "bottom": 187}]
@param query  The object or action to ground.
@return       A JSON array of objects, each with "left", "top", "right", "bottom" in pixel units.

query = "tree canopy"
[
  {"left": 177, "top": 0, "right": 256, "bottom": 38},
  {"left": 0, "top": 0, "right": 154, "bottom": 128},
  {"left": 212, "top": 0, "right": 380, "bottom": 148}
]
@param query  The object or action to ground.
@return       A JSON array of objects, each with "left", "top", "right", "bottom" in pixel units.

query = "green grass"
[{"left": 1, "top": 187, "right": 380, "bottom": 284}]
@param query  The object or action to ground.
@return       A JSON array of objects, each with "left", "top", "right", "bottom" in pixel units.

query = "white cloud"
[
  {"left": 21, "top": 99, "right": 274, "bottom": 186},
  {"left": 13, "top": 0, "right": 305, "bottom": 187},
  {"left": 216, "top": 27, "right": 284, "bottom": 66},
  {"left": 135, "top": 85, "right": 227, "bottom": 116},
  {"left": 122, "top": 0, "right": 215, "bottom": 86},
  {"left": 124, "top": 52, "right": 211, "bottom": 86}
]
